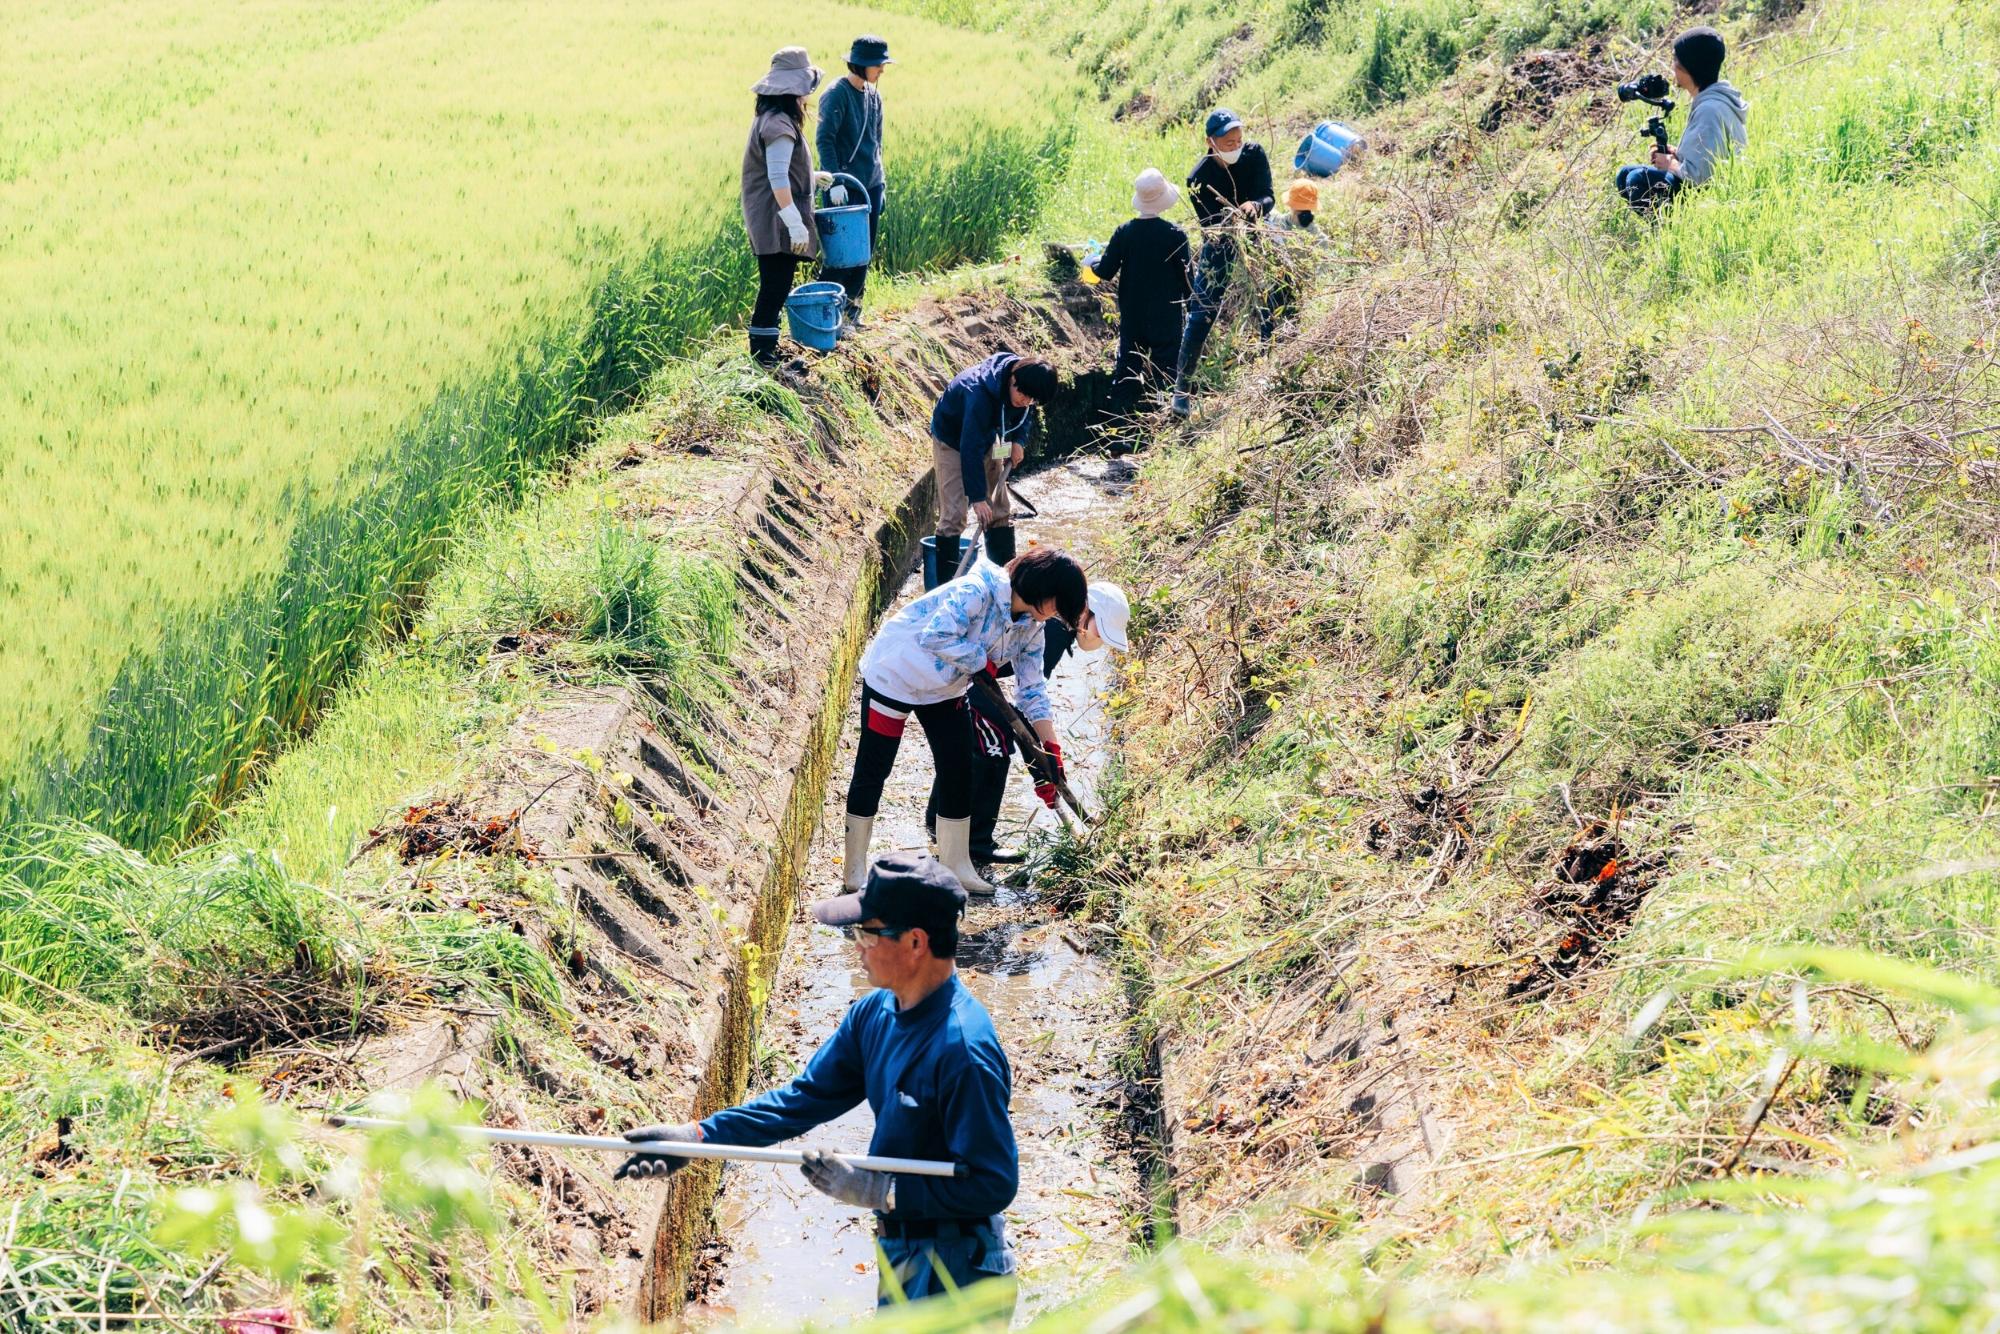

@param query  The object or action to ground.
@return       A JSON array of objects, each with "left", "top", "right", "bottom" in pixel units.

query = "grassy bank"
[{"left": 864, "top": 0, "right": 2000, "bottom": 1326}]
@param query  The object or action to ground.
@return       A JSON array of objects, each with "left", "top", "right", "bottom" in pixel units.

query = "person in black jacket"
[
  {"left": 1089, "top": 168, "right": 1192, "bottom": 426},
  {"left": 1172, "top": 107, "right": 1275, "bottom": 418}
]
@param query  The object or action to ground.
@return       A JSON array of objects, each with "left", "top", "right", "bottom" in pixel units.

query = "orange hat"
[{"left": 1285, "top": 179, "right": 1321, "bottom": 212}]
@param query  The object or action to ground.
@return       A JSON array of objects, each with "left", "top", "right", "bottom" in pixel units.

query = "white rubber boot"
[
  {"left": 935, "top": 816, "right": 997, "bottom": 897},
  {"left": 843, "top": 814, "right": 874, "bottom": 891}
]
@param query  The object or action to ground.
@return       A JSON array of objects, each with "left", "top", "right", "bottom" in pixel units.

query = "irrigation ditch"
[{"left": 326, "top": 275, "right": 1168, "bottom": 1326}]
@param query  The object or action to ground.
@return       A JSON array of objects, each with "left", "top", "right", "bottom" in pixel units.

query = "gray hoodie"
[{"left": 1676, "top": 81, "right": 1748, "bottom": 186}]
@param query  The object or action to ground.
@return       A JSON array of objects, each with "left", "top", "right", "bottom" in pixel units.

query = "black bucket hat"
[
  {"left": 847, "top": 35, "right": 894, "bottom": 67},
  {"left": 813, "top": 852, "right": 965, "bottom": 941}
]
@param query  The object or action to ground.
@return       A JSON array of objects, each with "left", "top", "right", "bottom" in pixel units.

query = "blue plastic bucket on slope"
[
  {"left": 1295, "top": 121, "right": 1365, "bottom": 179},
  {"left": 785, "top": 281, "right": 846, "bottom": 352},
  {"left": 816, "top": 172, "right": 874, "bottom": 269},
  {"left": 920, "top": 535, "right": 974, "bottom": 589}
]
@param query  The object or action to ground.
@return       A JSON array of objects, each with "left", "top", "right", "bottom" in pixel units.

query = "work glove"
[
  {"left": 614, "top": 1121, "right": 702, "bottom": 1181},
  {"left": 812, "top": 170, "right": 835, "bottom": 190},
  {"left": 800, "top": 1148, "right": 893, "bottom": 1210},
  {"left": 1033, "top": 739, "right": 1064, "bottom": 810},
  {"left": 778, "top": 203, "right": 812, "bottom": 257},
  {"left": 829, "top": 184, "right": 849, "bottom": 205}
]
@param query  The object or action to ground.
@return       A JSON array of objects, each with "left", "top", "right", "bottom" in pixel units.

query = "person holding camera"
[{"left": 1614, "top": 26, "right": 1748, "bottom": 212}]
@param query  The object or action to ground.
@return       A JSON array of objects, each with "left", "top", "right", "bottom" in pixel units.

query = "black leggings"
[
  {"left": 750, "top": 252, "right": 800, "bottom": 335},
  {"left": 847, "top": 683, "right": 975, "bottom": 820}
]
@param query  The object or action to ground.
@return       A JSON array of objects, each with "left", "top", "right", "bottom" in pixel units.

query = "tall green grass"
[
  {"left": 0, "top": 119, "right": 1074, "bottom": 851},
  {"left": 0, "top": 0, "right": 1082, "bottom": 850}
]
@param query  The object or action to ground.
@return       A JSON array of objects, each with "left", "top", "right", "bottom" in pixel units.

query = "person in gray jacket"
[
  {"left": 742, "top": 48, "right": 837, "bottom": 367},
  {"left": 817, "top": 36, "right": 892, "bottom": 329},
  {"left": 1616, "top": 27, "right": 1748, "bottom": 213}
]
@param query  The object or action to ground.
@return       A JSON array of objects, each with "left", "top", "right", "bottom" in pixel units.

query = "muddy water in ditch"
[{"left": 683, "top": 456, "right": 1141, "bottom": 1329}]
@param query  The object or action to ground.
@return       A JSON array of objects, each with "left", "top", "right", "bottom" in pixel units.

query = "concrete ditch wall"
[{"left": 341, "top": 284, "right": 1110, "bottom": 1324}]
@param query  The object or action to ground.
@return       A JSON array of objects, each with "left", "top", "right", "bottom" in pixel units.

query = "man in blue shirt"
[{"left": 616, "top": 853, "right": 1019, "bottom": 1310}]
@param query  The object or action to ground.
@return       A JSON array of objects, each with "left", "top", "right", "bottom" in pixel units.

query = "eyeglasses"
[{"left": 842, "top": 924, "right": 905, "bottom": 944}]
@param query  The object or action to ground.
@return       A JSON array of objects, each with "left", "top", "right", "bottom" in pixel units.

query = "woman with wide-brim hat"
[{"left": 741, "top": 47, "right": 836, "bottom": 367}]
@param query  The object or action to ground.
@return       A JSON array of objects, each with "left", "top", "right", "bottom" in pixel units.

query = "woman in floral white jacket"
[{"left": 844, "top": 548, "right": 1087, "bottom": 896}]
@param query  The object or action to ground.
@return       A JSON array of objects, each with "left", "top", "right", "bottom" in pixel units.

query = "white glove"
[
  {"left": 829, "top": 184, "right": 849, "bottom": 205},
  {"left": 812, "top": 170, "right": 835, "bottom": 190},
  {"left": 778, "top": 203, "right": 811, "bottom": 256}
]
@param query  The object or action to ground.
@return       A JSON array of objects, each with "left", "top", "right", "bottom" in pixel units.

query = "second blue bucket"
[
  {"left": 920, "top": 535, "right": 974, "bottom": 590},
  {"left": 816, "top": 172, "right": 874, "bottom": 270},
  {"left": 785, "top": 281, "right": 846, "bottom": 352},
  {"left": 1295, "top": 120, "right": 1365, "bottom": 179}
]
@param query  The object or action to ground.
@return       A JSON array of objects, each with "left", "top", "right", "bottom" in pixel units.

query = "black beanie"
[
  {"left": 1674, "top": 26, "right": 1726, "bottom": 90},
  {"left": 1010, "top": 359, "right": 1060, "bottom": 404}
]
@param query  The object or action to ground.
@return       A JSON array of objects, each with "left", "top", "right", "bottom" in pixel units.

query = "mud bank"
[{"left": 335, "top": 283, "right": 1114, "bottom": 1325}]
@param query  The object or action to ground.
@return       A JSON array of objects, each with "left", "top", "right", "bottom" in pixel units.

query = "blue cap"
[{"left": 1204, "top": 107, "right": 1244, "bottom": 138}]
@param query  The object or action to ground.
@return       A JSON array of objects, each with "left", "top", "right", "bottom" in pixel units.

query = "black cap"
[
  {"left": 812, "top": 852, "right": 966, "bottom": 938},
  {"left": 848, "top": 35, "right": 893, "bottom": 66}
]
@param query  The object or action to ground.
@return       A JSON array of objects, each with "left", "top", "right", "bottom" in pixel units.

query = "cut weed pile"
[{"left": 898, "top": 0, "right": 2000, "bottom": 1328}]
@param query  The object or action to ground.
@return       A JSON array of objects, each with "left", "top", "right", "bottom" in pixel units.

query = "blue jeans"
[
  {"left": 1175, "top": 239, "right": 1235, "bottom": 388},
  {"left": 877, "top": 1217, "right": 1017, "bottom": 1311},
  {"left": 1615, "top": 165, "right": 1681, "bottom": 213}
]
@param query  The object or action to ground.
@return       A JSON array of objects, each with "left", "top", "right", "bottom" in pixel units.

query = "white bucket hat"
[
  {"left": 1086, "top": 582, "right": 1130, "bottom": 653},
  {"left": 752, "top": 46, "right": 822, "bottom": 97},
  {"left": 1131, "top": 168, "right": 1180, "bottom": 218}
]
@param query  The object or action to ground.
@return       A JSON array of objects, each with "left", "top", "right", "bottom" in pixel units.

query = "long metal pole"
[{"left": 327, "top": 1116, "right": 963, "bottom": 1178}]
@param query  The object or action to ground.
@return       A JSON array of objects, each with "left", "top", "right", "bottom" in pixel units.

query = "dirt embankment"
[{"left": 334, "top": 281, "right": 1111, "bottom": 1324}]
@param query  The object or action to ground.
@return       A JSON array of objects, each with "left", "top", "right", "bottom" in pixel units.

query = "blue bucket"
[
  {"left": 785, "top": 281, "right": 846, "bottom": 352},
  {"left": 816, "top": 172, "right": 874, "bottom": 270},
  {"left": 920, "top": 535, "right": 974, "bottom": 590},
  {"left": 1294, "top": 121, "right": 1365, "bottom": 179}
]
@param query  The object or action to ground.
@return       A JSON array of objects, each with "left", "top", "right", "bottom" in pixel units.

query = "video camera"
[{"left": 1616, "top": 71, "right": 1675, "bottom": 156}]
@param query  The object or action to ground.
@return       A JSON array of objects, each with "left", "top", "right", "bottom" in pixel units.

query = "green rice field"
[{"left": 0, "top": 0, "right": 1078, "bottom": 846}]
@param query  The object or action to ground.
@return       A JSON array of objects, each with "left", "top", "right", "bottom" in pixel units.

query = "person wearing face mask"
[
  {"left": 925, "top": 581, "right": 1131, "bottom": 867},
  {"left": 817, "top": 36, "right": 892, "bottom": 329},
  {"left": 742, "top": 47, "right": 837, "bottom": 367},
  {"left": 1171, "top": 108, "right": 1275, "bottom": 418}
]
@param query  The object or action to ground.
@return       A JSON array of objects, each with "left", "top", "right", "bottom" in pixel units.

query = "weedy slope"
[{"left": 872, "top": 0, "right": 2000, "bottom": 1327}]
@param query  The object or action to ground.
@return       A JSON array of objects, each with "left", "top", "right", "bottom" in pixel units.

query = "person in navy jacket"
[
  {"left": 930, "top": 352, "right": 1059, "bottom": 572},
  {"left": 616, "top": 854, "right": 1019, "bottom": 1311}
]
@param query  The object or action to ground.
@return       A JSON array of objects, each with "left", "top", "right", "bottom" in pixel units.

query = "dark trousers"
[
  {"left": 877, "top": 1218, "right": 1016, "bottom": 1310},
  {"left": 749, "top": 252, "right": 800, "bottom": 361},
  {"left": 1109, "top": 331, "right": 1178, "bottom": 419},
  {"left": 925, "top": 712, "right": 1011, "bottom": 855},
  {"left": 847, "top": 683, "right": 974, "bottom": 821},
  {"left": 1615, "top": 165, "right": 1681, "bottom": 213},
  {"left": 1175, "top": 240, "right": 1235, "bottom": 388},
  {"left": 821, "top": 197, "right": 882, "bottom": 308}
]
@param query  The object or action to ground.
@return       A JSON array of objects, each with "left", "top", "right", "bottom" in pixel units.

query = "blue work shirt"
[
  {"left": 815, "top": 77, "right": 886, "bottom": 200},
  {"left": 701, "top": 973, "right": 1018, "bottom": 1220},
  {"left": 930, "top": 353, "right": 1036, "bottom": 508}
]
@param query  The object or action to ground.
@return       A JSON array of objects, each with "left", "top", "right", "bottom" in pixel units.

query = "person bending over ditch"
[
  {"left": 1172, "top": 107, "right": 1275, "bottom": 418},
  {"left": 1614, "top": 26, "right": 1748, "bottom": 214},
  {"left": 1090, "top": 168, "right": 1193, "bottom": 431},
  {"left": 845, "top": 547, "right": 1087, "bottom": 897},
  {"left": 616, "top": 853, "right": 1021, "bottom": 1313},
  {"left": 926, "top": 580, "right": 1130, "bottom": 865},
  {"left": 741, "top": 47, "right": 837, "bottom": 367},
  {"left": 816, "top": 35, "right": 892, "bottom": 331},
  {"left": 931, "top": 352, "right": 1060, "bottom": 570}
]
